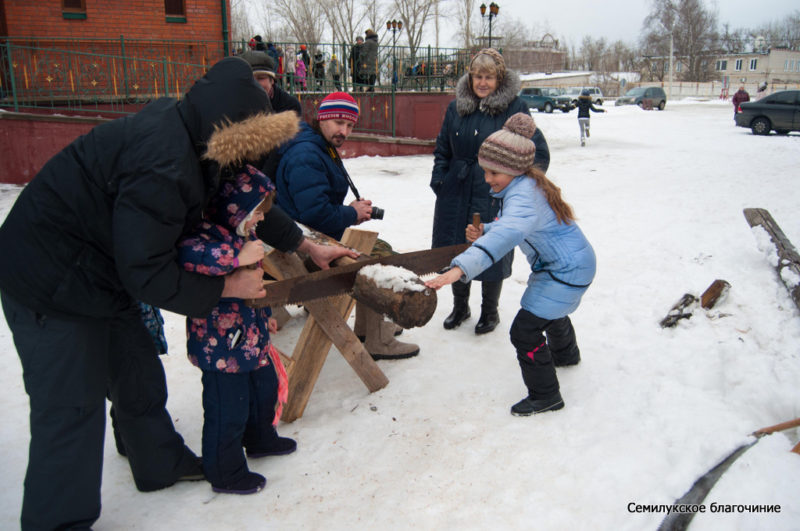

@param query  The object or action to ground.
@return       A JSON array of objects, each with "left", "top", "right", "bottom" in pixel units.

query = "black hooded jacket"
[{"left": 0, "top": 57, "right": 269, "bottom": 319}]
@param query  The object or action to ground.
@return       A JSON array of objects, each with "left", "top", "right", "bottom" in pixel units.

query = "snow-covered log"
[
  {"left": 353, "top": 264, "right": 437, "bottom": 328},
  {"left": 744, "top": 208, "right": 800, "bottom": 313}
]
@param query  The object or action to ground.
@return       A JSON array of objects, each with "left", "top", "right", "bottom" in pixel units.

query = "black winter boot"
[
  {"left": 475, "top": 280, "right": 502, "bottom": 335},
  {"left": 509, "top": 310, "right": 563, "bottom": 416},
  {"left": 510, "top": 393, "right": 564, "bottom": 416},
  {"left": 443, "top": 281, "right": 471, "bottom": 330}
]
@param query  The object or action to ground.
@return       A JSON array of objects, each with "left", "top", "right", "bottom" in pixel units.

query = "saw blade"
[{"left": 247, "top": 243, "right": 469, "bottom": 308}]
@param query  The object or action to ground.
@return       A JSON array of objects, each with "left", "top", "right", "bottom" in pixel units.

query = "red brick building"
[
  {"left": 1, "top": 1, "right": 234, "bottom": 107},
  {"left": 1, "top": 1, "right": 232, "bottom": 49}
]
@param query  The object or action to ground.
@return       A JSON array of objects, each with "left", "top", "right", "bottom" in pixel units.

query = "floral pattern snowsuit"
[{"left": 178, "top": 164, "right": 276, "bottom": 374}]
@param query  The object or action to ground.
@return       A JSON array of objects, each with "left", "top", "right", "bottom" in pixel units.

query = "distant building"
[
  {"left": 642, "top": 48, "right": 800, "bottom": 88},
  {"left": 713, "top": 48, "right": 800, "bottom": 87}
]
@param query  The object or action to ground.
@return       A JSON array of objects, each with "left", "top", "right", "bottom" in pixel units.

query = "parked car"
[
  {"left": 582, "top": 86, "right": 604, "bottom": 105},
  {"left": 554, "top": 86, "right": 604, "bottom": 111},
  {"left": 734, "top": 90, "right": 800, "bottom": 135},
  {"left": 555, "top": 87, "right": 583, "bottom": 112},
  {"left": 518, "top": 87, "right": 561, "bottom": 113},
  {"left": 615, "top": 86, "right": 667, "bottom": 110}
]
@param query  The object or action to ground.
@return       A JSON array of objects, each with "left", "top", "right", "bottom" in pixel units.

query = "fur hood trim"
[
  {"left": 204, "top": 111, "right": 301, "bottom": 167},
  {"left": 455, "top": 69, "right": 521, "bottom": 117}
]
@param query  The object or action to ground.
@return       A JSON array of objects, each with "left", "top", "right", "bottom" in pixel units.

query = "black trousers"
[
  {"left": 201, "top": 365, "right": 279, "bottom": 487},
  {"left": 509, "top": 310, "right": 578, "bottom": 399},
  {"left": 2, "top": 293, "right": 193, "bottom": 530},
  {"left": 107, "top": 306, "right": 198, "bottom": 492}
]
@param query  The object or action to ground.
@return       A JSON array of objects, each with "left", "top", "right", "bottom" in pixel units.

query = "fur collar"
[
  {"left": 203, "top": 111, "right": 300, "bottom": 168},
  {"left": 455, "top": 69, "right": 521, "bottom": 117}
]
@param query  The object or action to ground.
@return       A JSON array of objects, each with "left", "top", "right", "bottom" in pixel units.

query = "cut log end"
[
  {"left": 700, "top": 279, "right": 731, "bottom": 310},
  {"left": 352, "top": 265, "right": 437, "bottom": 328}
]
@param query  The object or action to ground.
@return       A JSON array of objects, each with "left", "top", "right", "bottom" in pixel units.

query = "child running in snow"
[
  {"left": 575, "top": 88, "right": 605, "bottom": 146},
  {"left": 426, "top": 112, "right": 596, "bottom": 416},
  {"left": 178, "top": 164, "right": 294, "bottom": 495}
]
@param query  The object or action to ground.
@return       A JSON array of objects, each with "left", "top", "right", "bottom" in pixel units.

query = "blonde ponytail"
[{"left": 525, "top": 167, "right": 574, "bottom": 224}]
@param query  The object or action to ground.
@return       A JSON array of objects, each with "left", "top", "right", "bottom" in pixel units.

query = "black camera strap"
[{"left": 326, "top": 145, "right": 362, "bottom": 200}]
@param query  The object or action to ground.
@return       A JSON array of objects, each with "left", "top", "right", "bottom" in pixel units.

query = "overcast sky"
[
  {"left": 241, "top": 0, "right": 798, "bottom": 47},
  {"left": 486, "top": 0, "right": 797, "bottom": 46}
]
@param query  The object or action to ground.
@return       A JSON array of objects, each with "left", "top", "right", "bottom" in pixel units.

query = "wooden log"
[
  {"left": 352, "top": 264, "right": 438, "bottom": 328},
  {"left": 743, "top": 207, "right": 800, "bottom": 313},
  {"left": 659, "top": 293, "right": 697, "bottom": 328},
  {"left": 700, "top": 279, "right": 731, "bottom": 309}
]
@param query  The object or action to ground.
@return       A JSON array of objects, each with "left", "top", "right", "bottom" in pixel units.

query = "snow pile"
[
  {"left": 1, "top": 100, "right": 799, "bottom": 530},
  {"left": 358, "top": 263, "right": 426, "bottom": 292}
]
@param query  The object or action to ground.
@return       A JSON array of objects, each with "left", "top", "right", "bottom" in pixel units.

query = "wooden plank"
[
  {"left": 273, "top": 228, "right": 380, "bottom": 422},
  {"left": 744, "top": 208, "right": 800, "bottom": 312}
]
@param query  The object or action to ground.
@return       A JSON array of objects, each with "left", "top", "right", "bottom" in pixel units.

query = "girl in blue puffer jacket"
[{"left": 426, "top": 113, "right": 596, "bottom": 417}]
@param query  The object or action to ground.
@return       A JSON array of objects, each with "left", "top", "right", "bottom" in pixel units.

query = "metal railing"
[{"left": 1, "top": 37, "right": 470, "bottom": 134}]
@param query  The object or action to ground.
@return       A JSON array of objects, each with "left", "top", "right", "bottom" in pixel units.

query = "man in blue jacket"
[{"left": 275, "top": 92, "right": 420, "bottom": 360}]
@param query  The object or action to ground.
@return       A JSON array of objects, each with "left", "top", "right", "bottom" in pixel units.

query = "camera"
[{"left": 371, "top": 206, "right": 385, "bottom": 220}]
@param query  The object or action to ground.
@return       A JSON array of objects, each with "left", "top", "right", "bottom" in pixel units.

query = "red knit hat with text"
[{"left": 317, "top": 92, "right": 360, "bottom": 123}]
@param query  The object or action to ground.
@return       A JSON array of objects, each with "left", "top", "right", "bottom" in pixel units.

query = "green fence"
[{"left": 1, "top": 37, "right": 469, "bottom": 133}]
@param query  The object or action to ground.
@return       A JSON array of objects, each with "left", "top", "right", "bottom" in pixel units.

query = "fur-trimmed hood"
[
  {"left": 203, "top": 111, "right": 300, "bottom": 168},
  {"left": 455, "top": 69, "right": 522, "bottom": 117}
]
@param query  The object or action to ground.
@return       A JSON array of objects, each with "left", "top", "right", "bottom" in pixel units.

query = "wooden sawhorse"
[{"left": 261, "top": 228, "right": 388, "bottom": 422}]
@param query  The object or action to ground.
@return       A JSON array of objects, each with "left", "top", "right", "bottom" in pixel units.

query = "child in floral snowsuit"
[{"left": 178, "top": 164, "right": 295, "bottom": 495}]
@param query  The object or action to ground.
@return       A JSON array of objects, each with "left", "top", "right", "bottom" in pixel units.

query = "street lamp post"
[
  {"left": 480, "top": 2, "right": 500, "bottom": 49},
  {"left": 386, "top": 20, "right": 403, "bottom": 89},
  {"left": 386, "top": 19, "right": 403, "bottom": 136}
]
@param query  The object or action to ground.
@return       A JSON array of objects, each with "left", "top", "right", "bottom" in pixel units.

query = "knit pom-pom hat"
[
  {"left": 478, "top": 112, "right": 537, "bottom": 176},
  {"left": 317, "top": 91, "right": 360, "bottom": 123}
]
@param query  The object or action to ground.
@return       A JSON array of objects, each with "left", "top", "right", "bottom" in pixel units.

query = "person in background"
[
  {"left": 328, "top": 53, "right": 342, "bottom": 91},
  {"left": 240, "top": 50, "right": 302, "bottom": 116},
  {"left": 274, "top": 92, "right": 421, "bottom": 360},
  {"left": 349, "top": 36, "right": 364, "bottom": 91},
  {"left": 731, "top": 85, "right": 750, "bottom": 118},
  {"left": 359, "top": 30, "right": 379, "bottom": 91},
  {"left": 313, "top": 50, "right": 326, "bottom": 90},
  {"left": 574, "top": 88, "right": 605, "bottom": 147},
  {"left": 430, "top": 48, "right": 550, "bottom": 336},
  {"left": 426, "top": 112, "right": 595, "bottom": 417},
  {"left": 295, "top": 52, "right": 308, "bottom": 91}
]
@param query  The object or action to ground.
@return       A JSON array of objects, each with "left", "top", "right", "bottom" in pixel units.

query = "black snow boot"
[
  {"left": 443, "top": 281, "right": 471, "bottom": 330},
  {"left": 474, "top": 280, "right": 502, "bottom": 335},
  {"left": 510, "top": 309, "right": 563, "bottom": 416},
  {"left": 510, "top": 392, "right": 564, "bottom": 416}
]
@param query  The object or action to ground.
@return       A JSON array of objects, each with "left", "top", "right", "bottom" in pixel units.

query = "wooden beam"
[
  {"left": 744, "top": 208, "right": 800, "bottom": 313},
  {"left": 263, "top": 228, "right": 382, "bottom": 422}
]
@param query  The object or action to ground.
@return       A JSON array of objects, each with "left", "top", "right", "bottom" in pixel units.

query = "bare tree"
[
  {"left": 449, "top": 0, "right": 477, "bottom": 49},
  {"left": 230, "top": 0, "right": 255, "bottom": 43},
  {"left": 641, "top": 0, "right": 718, "bottom": 82},
  {"left": 750, "top": 10, "right": 800, "bottom": 50},
  {"left": 319, "top": 0, "right": 372, "bottom": 47},
  {"left": 271, "top": 0, "right": 326, "bottom": 45},
  {"left": 394, "top": 0, "right": 436, "bottom": 60}
]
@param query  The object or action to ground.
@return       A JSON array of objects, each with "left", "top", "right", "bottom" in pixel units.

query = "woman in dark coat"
[{"left": 430, "top": 48, "right": 550, "bottom": 335}]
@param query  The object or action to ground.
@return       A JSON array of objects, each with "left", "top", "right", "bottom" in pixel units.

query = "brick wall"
[{"left": 2, "top": 0, "right": 229, "bottom": 43}]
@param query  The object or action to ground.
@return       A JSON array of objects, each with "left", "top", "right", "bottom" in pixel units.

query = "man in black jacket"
[
  {"left": 240, "top": 50, "right": 302, "bottom": 116},
  {"left": 0, "top": 57, "right": 354, "bottom": 530}
]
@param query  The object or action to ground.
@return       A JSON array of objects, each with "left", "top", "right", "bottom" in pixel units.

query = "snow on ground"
[{"left": 1, "top": 98, "right": 799, "bottom": 530}]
